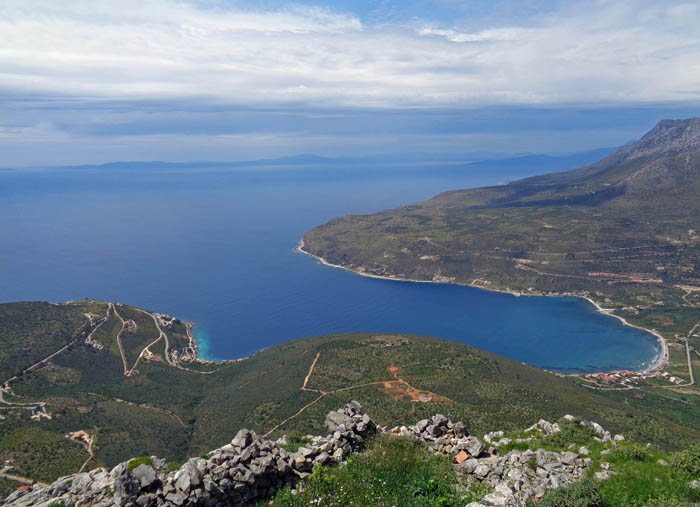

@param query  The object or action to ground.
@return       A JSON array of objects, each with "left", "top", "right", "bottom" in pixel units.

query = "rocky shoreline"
[{"left": 5, "top": 402, "right": 626, "bottom": 507}]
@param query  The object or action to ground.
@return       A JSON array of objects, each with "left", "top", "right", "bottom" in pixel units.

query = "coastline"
[{"left": 296, "top": 238, "right": 669, "bottom": 376}]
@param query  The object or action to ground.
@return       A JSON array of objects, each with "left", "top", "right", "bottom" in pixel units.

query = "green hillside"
[
  {"left": 301, "top": 119, "right": 700, "bottom": 373},
  {"left": 1, "top": 301, "right": 699, "bottom": 490}
]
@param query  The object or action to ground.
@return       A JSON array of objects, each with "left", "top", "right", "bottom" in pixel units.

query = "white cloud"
[{"left": 0, "top": 0, "right": 699, "bottom": 108}]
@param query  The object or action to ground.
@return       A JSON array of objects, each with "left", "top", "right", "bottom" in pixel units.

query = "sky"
[{"left": 2, "top": 0, "right": 700, "bottom": 166}]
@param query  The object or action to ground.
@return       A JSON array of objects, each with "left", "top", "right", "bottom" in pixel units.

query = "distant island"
[{"left": 301, "top": 118, "right": 700, "bottom": 389}]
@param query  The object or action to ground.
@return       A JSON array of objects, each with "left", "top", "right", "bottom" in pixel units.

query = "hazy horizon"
[{"left": 2, "top": 1, "right": 700, "bottom": 166}]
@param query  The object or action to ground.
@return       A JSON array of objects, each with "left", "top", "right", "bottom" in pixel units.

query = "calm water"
[{"left": 0, "top": 160, "right": 660, "bottom": 373}]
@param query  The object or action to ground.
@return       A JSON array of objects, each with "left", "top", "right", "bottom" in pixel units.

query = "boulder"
[
  {"left": 131, "top": 464, "right": 157, "bottom": 489},
  {"left": 174, "top": 461, "right": 202, "bottom": 494},
  {"left": 463, "top": 436, "right": 486, "bottom": 457},
  {"left": 232, "top": 429, "right": 254, "bottom": 448}
]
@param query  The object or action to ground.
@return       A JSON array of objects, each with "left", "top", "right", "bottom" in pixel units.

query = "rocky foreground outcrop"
[{"left": 4, "top": 403, "right": 623, "bottom": 506}]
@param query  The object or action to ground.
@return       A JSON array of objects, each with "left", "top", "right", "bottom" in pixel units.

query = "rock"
[
  {"left": 595, "top": 470, "right": 618, "bottom": 481},
  {"left": 481, "top": 483, "right": 514, "bottom": 506},
  {"left": 415, "top": 419, "right": 430, "bottom": 433},
  {"left": 325, "top": 410, "right": 350, "bottom": 430},
  {"left": 459, "top": 458, "right": 479, "bottom": 474},
  {"left": 588, "top": 421, "right": 604, "bottom": 435},
  {"left": 474, "top": 464, "right": 491, "bottom": 478},
  {"left": 432, "top": 414, "right": 448, "bottom": 426},
  {"left": 561, "top": 452, "right": 579, "bottom": 466},
  {"left": 165, "top": 491, "right": 186, "bottom": 505},
  {"left": 113, "top": 468, "right": 140, "bottom": 500},
  {"left": 232, "top": 429, "right": 253, "bottom": 448},
  {"left": 689, "top": 480, "right": 700, "bottom": 490},
  {"left": 657, "top": 458, "right": 670, "bottom": 467},
  {"left": 614, "top": 434, "right": 625, "bottom": 443},
  {"left": 579, "top": 446, "right": 590, "bottom": 456},
  {"left": 453, "top": 421, "right": 467, "bottom": 437},
  {"left": 463, "top": 436, "right": 486, "bottom": 457},
  {"left": 131, "top": 464, "right": 157, "bottom": 489},
  {"left": 314, "top": 452, "right": 331, "bottom": 465},
  {"left": 427, "top": 424, "right": 444, "bottom": 438},
  {"left": 174, "top": 461, "right": 201, "bottom": 494}
]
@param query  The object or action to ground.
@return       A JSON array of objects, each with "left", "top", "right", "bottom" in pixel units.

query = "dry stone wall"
[{"left": 3, "top": 402, "right": 623, "bottom": 507}]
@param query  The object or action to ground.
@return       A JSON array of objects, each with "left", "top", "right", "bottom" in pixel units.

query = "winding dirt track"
[
  {"left": 112, "top": 304, "right": 130, "bottom": 376},
  {"left": 263, "top": 353, "right": 451, "bottom": 438}
]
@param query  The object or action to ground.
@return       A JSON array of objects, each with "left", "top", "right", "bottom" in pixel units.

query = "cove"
[{"left": 0, "top": 158, "right": 660, "bottom": 373}]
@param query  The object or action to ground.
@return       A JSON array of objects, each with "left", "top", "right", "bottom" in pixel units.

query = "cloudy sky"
[{"left": 2, "top": 0, "right": 700, "bottom": 166}]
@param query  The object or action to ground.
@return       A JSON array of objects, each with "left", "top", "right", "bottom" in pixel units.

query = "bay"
[{"left": 0, "top": 159, "right": 660, "bottom": 373}]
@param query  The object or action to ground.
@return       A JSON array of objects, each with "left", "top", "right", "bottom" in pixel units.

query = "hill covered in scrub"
[
  {"left": 1, "top": 300, "right": 699, "bottom": 497},
  {"left": 5, "top": 402, "right": 700, "bottom": 506},
  {"left": 300, "top": 118, "right": 700, "bottom": 356}
]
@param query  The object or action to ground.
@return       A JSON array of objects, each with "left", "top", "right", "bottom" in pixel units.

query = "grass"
[
  {"left": 529, "top": 427, "right": 700, "bottom": 507},
  {"left": 262, "top": 419, "right": 700, "bottom": 507},
  {"left": 529, "top": 477, "right": 604, "bottom": 506},
  {"left": 261, "top": 434, "right": 471, "bottom": 507},
  {"left": 127, "top": 456, "right": 154, "bottom": 471},
  {"left": 166, "top": 461, "right": 183, "bottom": 472},
  {"left": 597, "top": 448, "right": 700, "bottom": 506},
  {"left": 280, "top": 430, "right": 312, "bottom": 453}
]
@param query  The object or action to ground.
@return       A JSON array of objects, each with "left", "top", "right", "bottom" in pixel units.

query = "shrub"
[
  {"left": 532, "top": 478, "right": 604, "bottom": 507},
  {"left": 542, "top": 420, "right": 594, "bottom": 449},
  {"left": 127, "top": 456, "right": 153, "bottom": 471},
  {"left": 643, "top": 498, "right": 696, "bottom": 507},
  {"left": 672, "top": 444, "right": 700, "bottom": 476},
  {"left": 610, "top": 442, "right": 651, "bottom": 462}
]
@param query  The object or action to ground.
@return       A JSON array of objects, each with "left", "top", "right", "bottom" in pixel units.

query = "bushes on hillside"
[
  {"left": 672, "top": 444, "right": 700, "bottom": 476},
  {"left": 610, "top": 442, "right": 651, "bottom": 462},
  {"left": 530, "top": 478, "right": 604, "bottom": 507}
]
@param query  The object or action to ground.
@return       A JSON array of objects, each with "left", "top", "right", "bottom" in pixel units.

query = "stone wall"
[{"left": 4, "top": 403, "right": 623, "bottom": 507}]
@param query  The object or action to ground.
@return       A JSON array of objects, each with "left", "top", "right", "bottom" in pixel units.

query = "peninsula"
[{"left": 300, "top": 118, "right": 700, "bottom": 389}]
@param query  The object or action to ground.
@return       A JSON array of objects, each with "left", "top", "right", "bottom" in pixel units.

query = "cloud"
[
  {"left": 1, "top": 0, "right": 700, "bottom": 166},
  {"left": 0, "top": 0, "right": 698, "bottom": 108}
]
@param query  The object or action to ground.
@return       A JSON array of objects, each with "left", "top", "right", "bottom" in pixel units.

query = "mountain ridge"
[{"left": 301, "top": 117, "right": 700, "bottom": 381}]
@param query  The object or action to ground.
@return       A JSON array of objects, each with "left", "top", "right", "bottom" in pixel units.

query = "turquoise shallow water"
[{"left": 0, "top": 161, "right": 660, "bottom": 373}]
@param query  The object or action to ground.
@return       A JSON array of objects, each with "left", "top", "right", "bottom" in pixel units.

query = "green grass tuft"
[
  {"left": 166, "top": 461, "right": 183, "bottom": 472},
  {"left": 127, "top": 456, "right": 153, "bottom": 471},
  {"left": 280, "top": 430, "right": 312, "bottom": 453}
]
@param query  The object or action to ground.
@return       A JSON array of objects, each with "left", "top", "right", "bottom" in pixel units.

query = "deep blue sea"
[{"left": 0, "top": 158, "right": 661, "bottom": 373}]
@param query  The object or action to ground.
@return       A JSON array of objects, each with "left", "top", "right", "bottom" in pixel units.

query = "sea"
[{"left": 0, "top": 154, "right": 661, "bottom": 373}]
